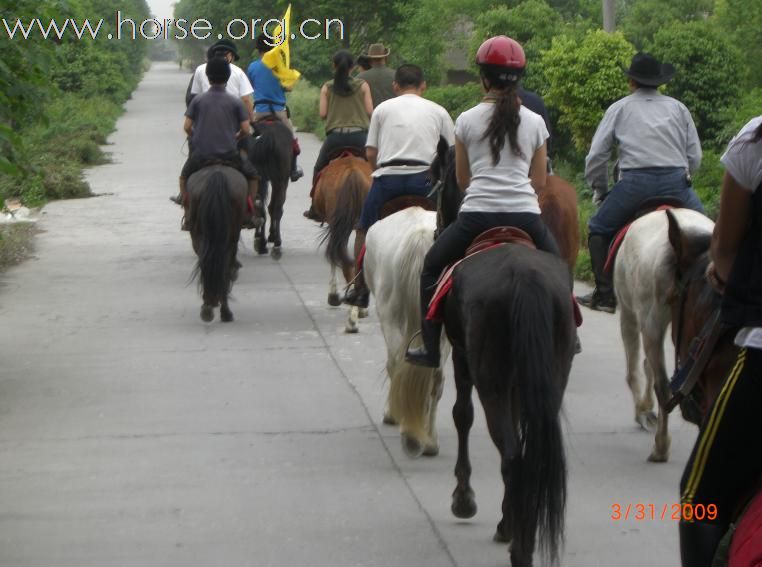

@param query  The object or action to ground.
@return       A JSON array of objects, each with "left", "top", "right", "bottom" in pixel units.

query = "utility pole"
[{"left": 603, "top": 0, "right": 615, "bottom": 32}]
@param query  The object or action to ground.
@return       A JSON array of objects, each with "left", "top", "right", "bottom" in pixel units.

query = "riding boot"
[
  {"left": 171, "top": 176, "right": 186, "bottom": 206},
  {"left": 241, "top": 178, "right": 263, "bottom": 230},
  {"left": 343, "top": 230, "right": 369, "bottom": 307},
  {"left": 679, "top": 521, "right": 727, "bottom": 567},
  {"left": 405, "top": 318, "right": 442, "bottom": 368},
  {"left": 290, "top": 153, "right": 304, "bottom": 183},
  {"left": 576, "top": 234, "right": 616, "bottom": 313}
]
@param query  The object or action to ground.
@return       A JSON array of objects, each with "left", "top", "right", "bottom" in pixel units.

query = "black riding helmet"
[{"left": 209, "top": 38, "right": 240, "bottom": 61}]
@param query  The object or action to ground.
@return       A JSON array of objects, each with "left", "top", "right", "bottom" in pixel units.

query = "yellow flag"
[{"left": 261, "top": 4, "right": 301, "bottom": 90}]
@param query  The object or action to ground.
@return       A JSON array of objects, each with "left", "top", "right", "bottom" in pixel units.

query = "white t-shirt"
[
  {"left": 720, "top": 115, "right": 762, "bottom": 349},
  {"left": 190, "top": 63, "right": 254, "bottom": 100},
  {"left": 455, "top": 103, "right": 548, "bottom": 214},
  {"left": 366, "top": 94, "right": 455, "bottom": 178}
]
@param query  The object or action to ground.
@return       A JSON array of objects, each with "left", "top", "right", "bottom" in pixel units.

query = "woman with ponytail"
[
  {"left": 407, "top": 35, "right": 561, "bottom": 368},
  {"left": 305, "top": 50, "right": 373, "bottom": 220}
]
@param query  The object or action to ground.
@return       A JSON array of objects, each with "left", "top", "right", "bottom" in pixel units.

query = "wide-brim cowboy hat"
[
  {"left": 623, "top": 52, "right": 675, "bottom": 86},
  {"left": 210, "top": 39, "right": 240, "bottom": 61},
  {"left": 364, "top": 43, "right": 390, "bottom": 58}
]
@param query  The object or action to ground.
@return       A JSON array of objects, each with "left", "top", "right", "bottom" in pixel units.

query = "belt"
[
  {"left": 328, "top": 127, "right": 367, "bottom": 134},
  {"left": 378, "top": 159, "right": 430, "bottom": 168}
]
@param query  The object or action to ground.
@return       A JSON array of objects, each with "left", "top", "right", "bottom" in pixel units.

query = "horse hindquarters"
[{"left": 452, "top": 249, "right": 572, "bottom": 566}]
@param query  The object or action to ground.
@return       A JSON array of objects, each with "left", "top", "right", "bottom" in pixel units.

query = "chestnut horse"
[{"left": 315, "top": 155, "right": 373, "bottom": 333}]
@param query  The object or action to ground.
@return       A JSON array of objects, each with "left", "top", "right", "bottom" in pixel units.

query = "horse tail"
[
  {"left": 506, "top": 274, "right": 567, "bottom": 564},
  {"left": 193, "top": 171, "right": 233, "bottom": 303},
  {"left": 323, "top": 167, "right": 368, "bottom": 271},
  {"left": 388, "top": 221, "right": 441, "bottom": 451}
]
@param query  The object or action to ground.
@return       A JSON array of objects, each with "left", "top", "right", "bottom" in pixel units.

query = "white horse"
[
  {"left": 364, "top": 207, "right": 451, "bottom": 458},
  {"left": 614, "top": 208, "right": 713, "bottom": 462}
]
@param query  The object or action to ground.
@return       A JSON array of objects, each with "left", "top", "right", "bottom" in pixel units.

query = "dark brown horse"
[
  {"left": 186, "top": 165, "right": 247, "bottom": 322},
  {"left": 432, "top": 140, "right": 575, "bottom": 566},
  {"left": 315, "top": 155, "right": 373, "bottom": 333}
]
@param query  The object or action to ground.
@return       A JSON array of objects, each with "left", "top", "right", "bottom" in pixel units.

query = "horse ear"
[{"left": 666, "top": 209, "right": 688, "bottom": 274}]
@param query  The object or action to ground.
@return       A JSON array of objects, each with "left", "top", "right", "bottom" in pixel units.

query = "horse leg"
[
  {"left": 620, "top": 306, "right": 654, "bottom": 429},
  {"left": 267, "top": 180, "right": 285, "bottom": 259},
  {"left": 219, "top": 249, "right": 235, "bottom": 323},
  {"left": 451, "top": 348, "right": 477, "bottom": 519},
  {"left": 423, "top": 367, "right": 444, "bottom": 457},
  {"left": 254, "top": 178, "right": 268, "bottom": 255},
  {"left": 643, "top": 323, "right": 671, "bottom": 462},
  {"left": 328, "top": 265, "right": 341, "bottom": 306},
  {"left": 345, "top": 306, "right": 359, "bottom": 334}
]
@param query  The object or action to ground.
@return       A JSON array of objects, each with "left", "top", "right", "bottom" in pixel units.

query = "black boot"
[
  {"left": 577, "top": 234, "right": 616, "bottom": 313},
  {"left": 405, "top": 319, "right": 442, "bottom": 368},
  {"left": 290, "top": 156, "right": 304, "bottom": 182},
  {"left": 342, "top": 270, "right": 369, "bottom": 308},
  {"left": 679, "top": 521, "right": 727, "bottom": 567}
]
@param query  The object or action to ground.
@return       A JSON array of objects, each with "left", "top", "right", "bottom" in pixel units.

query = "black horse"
[
  {"left": 187, "top": 165, "right": 247, "bottom": 322},
  {"left": 242, "top": 116, "right": 293, "bottom": 260},
  {"left": 432, "top": 141, "right": 574, "bottom": 566}
]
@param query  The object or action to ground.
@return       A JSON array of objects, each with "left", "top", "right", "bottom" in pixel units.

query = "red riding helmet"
[{"left": 475, "top": 36, "right": 526, "bottom": 70}]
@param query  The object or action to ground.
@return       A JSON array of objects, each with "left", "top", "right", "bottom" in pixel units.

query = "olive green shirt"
[
  {"left": 358, "top": 65, "right": 396, "bottom": 108},
  {"left": 324, "top": 78, "right": 370, "bottom": 132}
]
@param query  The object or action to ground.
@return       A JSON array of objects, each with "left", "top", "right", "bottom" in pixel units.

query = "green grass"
[
  {"left": 288, "top": 80, "right": 325, "bottom": 140},
  {"left": 0, "top": 222, "right": 37, "bottom": 272}
]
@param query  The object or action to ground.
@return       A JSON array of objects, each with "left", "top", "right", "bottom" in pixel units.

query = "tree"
[
  {"left": 715, "top": 0, "right": 762, "bottom": 88},
  {"left": 620, "top": 0, "right": 713, "bottom": 48}
]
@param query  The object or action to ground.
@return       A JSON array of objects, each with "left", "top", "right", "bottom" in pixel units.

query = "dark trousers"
[
  {"left": 181, "top": 150, "right": 258, "bottom": 180},
  {"left": 420, "top": 212, "right": 561, "bottom": 316},
  {"left": 680, "top": 347, "right": 762, "bottom": 526},
  {"left": 313, "top": 130, "right": 368, "bottom": 178}
]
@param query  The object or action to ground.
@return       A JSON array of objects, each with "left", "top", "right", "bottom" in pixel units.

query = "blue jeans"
[
  {"left": 588, "top": 167, "right": 704, "bottom": 238},
  {"left": 358, "top": 171, "right": 432, "bottom": 230}
]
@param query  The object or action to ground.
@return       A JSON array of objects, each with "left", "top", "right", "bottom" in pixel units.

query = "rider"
[
  {"left": 578, "top": 52, "right": 704, "bottom": 313},
  {"left": 247, "top": 34, "right": 304, "bottom": 183},
  {"left": 177, "top": 57, "right": 258, "bottom": 229},
  {"left": 304, "top": 50, "right": 373, "bottom": 221},
  {"left": 341, "top": 63, "right": 455, "bottom": 309},
  {"left": 679, "top": 115, "right": 762, "bottom": 567},
  {"left": 357, "top": 43, "right": 396, "bottom": 108},
  {"left": 405, "top": 35, "right": 560, "bottom": 368}
]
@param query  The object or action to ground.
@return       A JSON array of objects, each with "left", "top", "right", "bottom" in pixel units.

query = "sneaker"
[
  {"left": 170, "top": 194, "right": 183, "bottom": 205},
  {"left": 303, "top": 206, "right": 323, "bottom": 222},
  {"left": 342, "top": 286, "right": 369, "bottom": 308},
  {"left": 405, "top": 345, "right": 439, "bottom": 368},
  {"left": 576, "top": 291, "right": 616, "bottom": 314},
  {"left": 290, "top": 165, "right": 304, "bottom": 183}
]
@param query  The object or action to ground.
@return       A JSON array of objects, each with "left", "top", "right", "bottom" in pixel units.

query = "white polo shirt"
[{"left": 190, "top": 63, "right": 254, "bottom": 100}]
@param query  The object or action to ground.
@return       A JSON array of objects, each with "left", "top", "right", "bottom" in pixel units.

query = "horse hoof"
[
  {"left": 401, "top": 432, "right": 424, "bottom": 459},
  {"left": 358, "top": 307, "right": 369, "bottom": 319},
  {"left": 647, "top": 450, "right": 669, "bottom": 463},
  {"left": 422, "top": 443, "right": 439, "bottom": 457},
  {"left": 254, "top": 237, "right": 268, "bottom": 255},
  {"left": 271, "top": 246, "right": 282, "bottom": 260},
  {"left": 200, "top": 305, "right": 214, "bottom": 322},
  {"left": 327, "top": 293, "right": 341, "bottom": 307},
  {"left": 451, "top": 489, "right": 477, "bottom": 519},
  {"left": 344, "top": 322, "right": 358, "bottom": 334},
  {"left": 493, "top": 519, "right": 511, "bottom": 543},
  {"left": 636, "top": 411, "right": 657, "bottom": 431},
  {"left": 382, "top": 412, "right": 397, "bottom": 426},
  {"left": 220, "top": 308, "right": 234, "bottom": 322}
]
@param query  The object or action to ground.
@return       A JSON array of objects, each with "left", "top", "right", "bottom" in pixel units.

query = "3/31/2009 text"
[{"left": 611, "top": 502, "right": 718, "bottom": 521}]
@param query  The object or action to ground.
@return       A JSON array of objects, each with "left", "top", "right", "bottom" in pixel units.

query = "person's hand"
[
  {"left": 706, "top": 261, "right": 726, "bottom": 293},
  {"left": 592, "top": 186, "right": 608, "bottom": 206}
]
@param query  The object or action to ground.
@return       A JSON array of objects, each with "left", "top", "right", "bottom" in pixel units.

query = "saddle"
[
  {"left": 426, "top": 228, "right": 536, "bottom": 322},
  {"left": 604, "top": 197, "right": 686, "bottom": 272}
]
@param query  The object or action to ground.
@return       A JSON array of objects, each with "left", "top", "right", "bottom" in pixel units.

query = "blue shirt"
[{"left": 247, "top": 59, "right": 286, "bottom": 113}]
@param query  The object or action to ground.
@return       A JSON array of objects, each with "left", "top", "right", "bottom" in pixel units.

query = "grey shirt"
[
  {"left": 585, "top": 88, "right": 702, "bottom": 189},
  {"left": 185, "top": 85, "right": 248, "bottom": 159},
  {"left": 358, "top": 65, "right": 396, "bottom": 108}
]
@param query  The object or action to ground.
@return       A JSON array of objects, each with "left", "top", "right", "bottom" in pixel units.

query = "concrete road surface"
[{"left": 0, "top": 63, "right": 696, "bottom": 566}]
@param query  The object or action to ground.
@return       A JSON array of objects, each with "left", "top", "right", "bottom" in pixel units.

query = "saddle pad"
[
  {"left": 730, "top": 489, "right": 762, "bottom": 567},
  {"left": 426, "top": 228, "right": 535, "bottom": 323},
  {"left": 604, "top": 205, "right": 674, "bottom": 273}
]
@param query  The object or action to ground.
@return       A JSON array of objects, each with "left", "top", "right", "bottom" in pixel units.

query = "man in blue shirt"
[{"left": 247, "top": 35, "right": 303, "bottom": 182}]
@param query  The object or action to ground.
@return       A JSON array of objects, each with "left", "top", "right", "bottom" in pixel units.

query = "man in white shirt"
[
  {"left": 578, "top": 52, "right": 704, "bottom": 313},
  {"left": 343, "top": 64, "right": 455, "bottom": 308},
  {"left": 189, "top": 39, "right": 254, "bottom": 121}
]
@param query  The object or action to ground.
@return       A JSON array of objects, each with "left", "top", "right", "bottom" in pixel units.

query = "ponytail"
[
  {"left": 480, "top": 66, "right": 523, "bottom": 165},
  {"left": 332, "top": 50, "right": 354, "bottom": 96}
]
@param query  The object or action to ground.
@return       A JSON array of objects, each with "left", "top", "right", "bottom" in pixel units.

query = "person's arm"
[
  {"left": 366, "top": 147, "right": 378, "bottom": 170},
  {"left": 184, "top": 116, "right": 193, "bottom": 137},
  {"left": 710, "top": 171, "right": 752, "bottom": 283},
  {"left": 684, "top": 107, "right": 702, "bottom": 174},
  {"left": 242, "top": 96, "right": 254, "bottom": 122},
  {"left": 319, "top": 84, "right": 329, "bottom": 120},
  {"left": 529, "top": 141, "right": 548, "bottom": 192},
  {"left": 361, "top": 82, "right": 373, "bottom": 116},
  {"left": 585, "top": 107, "right": 617, "bottom": 196},
  {"left": 237, "top": 120, "right": 250, "bottom": 140},
  {"left": 454, "top": 135, "right": 471, "bottom": 191}
]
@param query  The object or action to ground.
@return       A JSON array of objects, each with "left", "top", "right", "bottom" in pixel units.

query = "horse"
[
  {"left": 427, "top": 141, "right": 575, "bottom": 566},
  {"left": 666, "top": 209, "right": 762, "bottom": 564},
  {"left": 316, "top": 154, "right": 373, "bottom": 333},
  {"left": 243, "top": 115, "right": 293, "bottom": 260},
  {"left": 612, "top": 208, "right": 714, "bottom": 462},
  {"left": 186, "top": 165, "right": 248, "bottom": 322},
  {"left": 364, "top": 206, "right": 451, "bottom": 456}
]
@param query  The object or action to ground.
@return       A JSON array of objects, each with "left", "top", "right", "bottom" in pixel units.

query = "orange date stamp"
[{"left": 611, "top": 502, "right": 718, "bottom": 521}]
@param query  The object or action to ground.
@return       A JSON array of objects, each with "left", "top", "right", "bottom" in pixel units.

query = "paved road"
[{"left": 0, "top": 63, "right": 695, "bottom": 566}]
